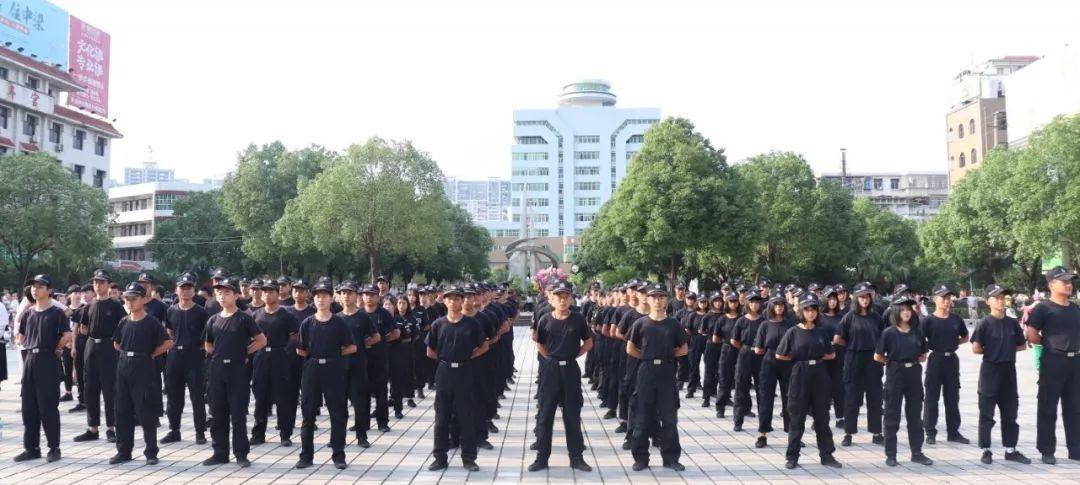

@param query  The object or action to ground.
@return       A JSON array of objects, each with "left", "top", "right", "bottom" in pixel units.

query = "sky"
[{"left": 51, "top": 0, "right": 1080, "bottom": 181}]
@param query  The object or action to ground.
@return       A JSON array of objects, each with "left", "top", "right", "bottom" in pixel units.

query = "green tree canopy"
[{"left": 146, "top": 190, "right": 245, "bottom": 276}]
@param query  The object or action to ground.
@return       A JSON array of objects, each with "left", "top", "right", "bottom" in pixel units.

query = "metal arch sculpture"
[{"left": 505, "top": 237, "right": 560, "bottom": 268}]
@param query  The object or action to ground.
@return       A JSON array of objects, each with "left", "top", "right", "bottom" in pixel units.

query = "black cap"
[
  {"left": 276, "top": 276, "right": 292, "bottom": 285},
  {"left": 645, "top": 283, "right": 668, "bottom": 297},
  {"left": 136, "top": 272, "right": 154, "bottom": 284},
  {"left": 312, "top": 279, "right": 334, "bottom": 295},
  {"left": 725, "top": 292, "right": 740, "bottom": 301},
  {"left": 932, "top": 284, "right": 957, "bottom": 297},
  {"left": 338, "top": 280, "right": 359, "bottom": 293},
  {"left": 359, "top": 283, "right": 379, "bottom": 295},
  {"left": 239, "top": 277, "right": 251, "bottom": 286},
  {"left": 767, "top": 292, "right": 786, "bottom": 305},
  {"left": 176, "top": 273, "right": 198, "bottom": 287},
  {"left": 443, "top": 285, "right": 464, "bottom": 297},
  {"left": 248, "top": 278, "right": 262, "bottom": 289},
  {"left": 685, "top": 292, "right": 697, "bottom": 300},
  {"left": 590, "top": 282, "right": 601, "bottom": 290},
  {"left": 675, "top": 282, "right": 686, "bottom": 290},
  {"left": 635, "top": 281, "right": 650, "bottom": 293},
  {"left": 66, "top": 284, "right": 80, "bottom": 294},
  {"left": 807, "top": 283, "right": 821, "bottom": 292},
  {"left": 798, "top": 293, "right": 821, "bottom": 310},
  {"left": 893, "top": 283, "right": 910, "bottom": 296},
  {"left": 291, "top": 279, "right": 310, "bottom": 290},
  {"left": 823, "top": 286, "right": 838, "bottom": 297},
  {"left": 551, "top": 281, "right": 573, "bottom": 295},
  {"left": 80, "top": 284, "right": 93, "bottom": 292},
  {"left": 853, "top": 282, "right": 874, "bottom": 296},
  {"left": 833, "top": 283, "right": 847, "bottom": 292},
  {"left": 92, "top": 269, "right": 112, "bottom": 282},
  {"left": 375, "top": 275, "right": 389, "bottom": 283},
  {"left": 122, "top": 282, "right": 146, "bottom": 298},
  {"left": 985, "top": 284, "right": 1012, "bottom": 297},
  {"left": 260, "top": 279, "right": 279, "bottom": 291},
  {"left": 464, "top": 283, "right": 482, "bottom": 295},
  {"left": 211, "top": 268, "right": 228, "bottom": 280},
  {"left": 709, "top": 291, "right": 723, "bottom": 301},
  {"left": 26, "top": 274, "right": 52, "bottom": 288},
  {"left": 213, "top": 277, "right": 239, "bottom": 293},
  {"left": 791, "top": 287, "right": 805, "bottom": 298},
  {"left": 892, "top": 294, "right": 916, "bottom": 306},
  {"left": 1045, "top": 266, "right": 1078, "bottom": 283},
  {"left": 746, "top": 292, "right": 764, "bottom": 302}
]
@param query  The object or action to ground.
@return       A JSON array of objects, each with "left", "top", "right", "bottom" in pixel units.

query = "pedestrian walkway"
[{"left": 0, "top": 332, "right": 1078, "bottom": 484}]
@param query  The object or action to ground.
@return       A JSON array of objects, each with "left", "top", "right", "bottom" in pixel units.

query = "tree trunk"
[{"left": 369, "top": 249, "right": 380, "bottom": 283}]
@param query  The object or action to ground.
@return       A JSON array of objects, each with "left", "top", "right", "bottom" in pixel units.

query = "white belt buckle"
[
  {"left": 222, "top": 359, "right": 232, "bottom": 364},
  {"left": 126, "top": 351, "right": 134, "bottom": 357},
  {"left": 175, "top": 345, "right": 183, "bottom": 350},
  {"left": 30, "top": 348, "right": 40, "bottom": 353},
  {"left": 93, "top": 338, "right": 103, "bottom": 343},
  {"left": 653, "top": 359, "right": 662, "bottom": 365},
  {"left": 1068, "top": 352, "right": 1077, "bottom": 358},
  {"left": 943, "top": 352, "right": 952, "bottom": 356},
  {"left": 559, "top": 360, "right": 567, "bottom": 366},
  {"left": 265, "top": 347, "right": 272, "bottom": 352},
  {"left": 904, "top": 362, "right": 913, "bottom": 368},
  {"left": 808, "top": 360, "right": 817, "bottom": 365},
  {"left": 318, "top": 358, "right": 327, "bottom": 364},
  {"left": 451, "top": 362, "right": 460, "bottom": 368}
]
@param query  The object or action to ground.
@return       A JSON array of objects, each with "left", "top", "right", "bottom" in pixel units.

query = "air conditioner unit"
[{"left": 55, "top": 143, "right": 64, "bottom": 152}]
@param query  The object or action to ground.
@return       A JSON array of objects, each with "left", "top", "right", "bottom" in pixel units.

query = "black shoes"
[
  {"left": 841, "top": 434, "right": 852, "bottom": 447},
  {"left": 281, "top": 437, "right": 293, "bottom": 447},
  {"left": 357, "top": 436, "right": 370, "bottom": 448},
  {"left": 417, "top": 390, "right": 426, "bottom": 399},
  {"left": 106, "top": 429, "right": 117, "bottom": 443},
  {"left": 407, "top": 399, "right": 416, "bottom": 408},
  {"left": 295, "top": 458, "right": 313, "bottom": 469},
  {"left": 686, "top": 391, "right": 695, "bottom": 399},
  {"left": 1042, "top": 454, "right": 1057, "bottom": 465},
  {"left": 159, "top": 431, "right": 180, "bottom": 444},
  {"left": 73, "top": 430, "right": 99, "bottom": 442},
  {"left": 68, "top": 403, "right": 86, "bottom": 413},
  {"left": 109, "top": 454, "right": 133, "bottom": 465},
  {"left": 528, "top": 460, "right": 548, "bottom": 472},
  {"left": 237, "top": 456, "right": 251, "bottom": 468},
  {"left": 202, "top": 455, "right": 229, "bottom": 466},
  {"left": 60, "top": 392, "right": 73, "bottom": 402},
  {"left": 947, "top": 433, "right": 970, "bottom": 445},
  {"left": 13, "top": 449, "right": 41, "bottom": 462},
  {"left": 570, "top": 459, "right": 593, "bottom": 472},
  {"left": 755, "top": 436, "right": 767, "bottom": 448},
  {"left": 621, "top": 440, "right": 632, "bottom": 450},
  {"left": 632, "top": 461, "right": 648, "bottom": 471},
  {"left": 911, "top": 453, "right": 933, "bottom": 466},
  {"left": 821, "top": 455, "right": 842, "bottom": 468},
  {"left": 333, "top": 458, "right": 347, "bottom": 469},
  {"left": 378, "top": 424, "right": 391, "bottom": 433},
  {"left": 663, "top": 461, "right": 686, "bottom": 471},
  {"left": 785, "top": 459, "right": 798, "bottom": 469},
  {"left": 716, "top": 409, "right": 726, "bottom": 419},
  {"left": 614, "top": 422, "right": 627, "bottom": 433},
  {"left": 394, "top": 411, "right": 404, "bottom": 419},
  {"left": 1001, "top": 450, "right": 1030, "bottom": 464},
  {"left": 463, "top": 460, "right": 480, "bottom": 472},
  {"left": 146, "top": 456, "right": 159, "bottom": 465},
  {"left": 528, "top": 441, "right": 539, "bottom": 450},
  {"left": 872, "top": 434, "right": 884, "bottom": 445},
  {"left": 250, "top": 435, "right": 266, "bottom": 446},
  {"left": 45, "top": 448, "right": 60, "bottom": 463},
  {"left": 733, "top": 423, "right": 743, "bottom": 432},
  {"left": 886, "top": 456, "right": 899, "bottom": 467},
  {"left": 926, "top": 433, "right": 936, "bottom": 445},
  {"left": 834, "top": 417, "right": 844, "bottom": 429},
  {"left": 487, "top": 421, "right": 498, "bottom": 434},
  {"left": 603, "top": 409, "right": 617, "bottom": 419},
  {"left": 981, "top": 450, "right": 993, "bottom": 464},
  {"left": 196, "top": 433, "right": 207, "bottom": 445},
  {"left": 428, "top": 459, "right": 448, "bottom": 471},
  {"left": 478, "top": 440, "right": 494, "bottom": 450},
  {"left": 701, "top": 398, "right": 711, "bottom": 408}
]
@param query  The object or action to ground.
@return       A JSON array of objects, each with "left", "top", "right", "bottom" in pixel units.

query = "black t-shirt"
[
  {"left": 713, "top": 313, "right": 740, "bottom": 343},
  {"left": 839, "top": 311, "right": 886, "bottom": 351},
  {"left": 818, "top": 312, "right": 843, "bottom": 342},
  {"left": 427, "top": 315, "right": 485, "bottom": 362},
  {"left": 628, "top": 316, "right": 689, "bottom": 361},
  {"left": 875, "top": 326, "right": 928, "bottom": 363},
  {"left": 114, "top": 314, "right": 168, "bottom": 354},
  {"left": 286, "top": 304, "right": 316, "bottom": 323},
  {"left": 145, "top": 299, "right": 169, "bottom": 326},
  {"left": 252, "top": 307, "right": 299, "bottom": 349},
  {"left": 364, "top": 307, "right": 397, "bottom": 344},
  {"left": 755, "top": 317, "right": 795, "bottom": 351},
  {"left": 617, "top": 308, "right": 644, "bottom": 337},
  {"left": 733, "top": 315, "right": 764, "bottom": 346},
  {"left": 776, "top": 325, "right": 834, "bottom": 361},
  {"left": 337, "top": 310, "right": 376, "bottom": 352},
  {"left": 475, "top": 309, "right": 498, "bottom": 340},
  {"left": 280, "top": 296, "right": 295, "bottom": 307},
  {"left": 683, "top": 312, "right": 707, "bottom": 336},
  {"left": 972, "top": 314, "right": 1026, "bottom": 363},
  {"left": 80, "top": 297, "right": 127, "bottom": 339},
  {"left": 923, "top": 313, "right": 968, "bottom": 352},
  {"left": 204, "top": 311, "right": 261, "bottom": 361},
  {"left": 536, "top": 311, "right": 593, "bottom": 360},
  {"left": 166, "top": 303, "right": 210, "bottom": 348},
  {"left": 298, "top": 314, "right": 355, "bottom": 360},
  {"left": 19, "top": 305, "right": 70, "bottom": 350},
  {"left": 205, "top": 297, "right": 248, "bottom": 317},
  {"left": 531, "top": 301, "right": 552, "bottom": 330},
  {"left": 1027, "top": 300, "right": 1080, "bottom": 352}
]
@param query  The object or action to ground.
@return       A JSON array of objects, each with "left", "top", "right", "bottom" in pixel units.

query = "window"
[
  {"left": 155, "top": 193, "right": 184, "bottom": 211},
  {"left": 512, "top": 182, "right": 548, "bottom": 192},
  {"left": 73, "top": 164, "right": 84, "bottom": 180},
  {"left": 574, "top": 135, "right": 599, "bottom": 144},
  {"left": 575, "top": 151, "right": 599, "bottom": 160},
  {"left": 23, "top": 115, "right": 37, "bottom": 137},
  {"left": 494, "top": 229, "right": 521, "bottom": 238},
  {"left": 873, "top": 178, "right": 883, "bottom": 190},
  {"left": 959, "top": 152, "right": 966, "bottom": 167},
  {"left": 526, "top": 198, "right": 549, "bottom": 207},
  {"left": 516, "top": 136, "right": 547, "bottom": 145},
  {"left": 512, "top": 152, "right": 548, "bottom": 161},
  {"left": 971, "top": 148, "right": 978, "bottom": 165},
  {"left": 862, "top": 177, "right": 872, "bottom": 191},
  {"left": 625, "top": 151, "right": 638, "bottom": 160},
  {"left": 969, "top": 119, "right": 975, "bottom": 135},
  {"left": 49, "top": 122, "right": 63, "bottom": 143},
  {"left": 95, "top": 136, "right": 107, "bottom": 156},
  {"left": 0, "top": 106, "right": 8, "bottom": 129},
  {"left": 890, "top": 178, "right": 900, "bottom": 190},
  {"left": 94, "top": 170, "right": 106, "bottom": 188},
  {"left": 958, "top": 124, "right": 964, "bottom": 139},
  {"left": 512, "top": 167, "right": 549, "bottom": 177},
  {"left": 576, "top": 197, "right": 600, "bottom": 206},
  {"left": 626, "top": 134, "right": 645, "bottom": 144},
  {"left": 575, "top": 181, "right": 600, "bottom": 191},
  {"left": 0, "top": 67, "right": 7, "bottom": 80},
  {"left": 74, "top": 130, "right": 86, "bottom": 150},
  {"left": 26, "top": 75, "right": 39, "bottom": 90},
  {"left": 574, "top": 166, "right": 600, "bottom": 176},
  {"left": 575, "top": 213, "right": 596, "bottom": 222},
  {"left": 533, "top": 229, "right": 549, "bottom": 237}
]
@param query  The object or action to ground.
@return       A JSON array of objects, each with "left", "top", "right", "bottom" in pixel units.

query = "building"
[
  {"left": 945, "top": 56, "right": 1037, "bottom": 187},
  {"left": 0, "top": 46, "right": 122, "bottom": 187},
  {"left": 483, "top": 80, "right": 660, "bottom": 239},
  {"left": 1005, "top": 44, "right": 1080, "bottom": 148},
  {"left": 106, "top": 180, "right": 220, "bottom": 271},
  {"left": 819, "top": 172, "right": 949, "bottom": 221},
  {"left": 488, "top": 235, "right": 576, "bottom": 275},
  {"left": 123, "top": 160, "right": 175, "bottom": 185},
  {"left": 444, "top": 177, "right": 510, "bottom": 223}
]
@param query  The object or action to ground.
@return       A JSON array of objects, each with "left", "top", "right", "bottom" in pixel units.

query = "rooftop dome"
[{"left": 558, "top": 79, "right": 617, "bottom": 107}]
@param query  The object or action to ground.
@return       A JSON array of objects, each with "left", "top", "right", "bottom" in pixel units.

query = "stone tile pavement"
[{"left": 0, "top": 329, "right": 1077, "bottom": 484}]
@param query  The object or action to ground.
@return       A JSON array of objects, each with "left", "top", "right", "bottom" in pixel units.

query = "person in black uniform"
[
  {"left": 68, "top": 284, "right": 94, "bottom": 413},
  {"left": 528, "top": 280, "right": 594, "bottom": 472},
  {"left": 754, "top": 292, "right": 795, "bottom": 448},
  {"left": 202, "top": 277, "right": 266, "bottom": 468},
  {"left": 135, "top": 274, "right": 169, "bottom": 423},
  {"left": 874, "top": 295, "right": 933, "bottom": 467},
  {"left": 464, "top": 284, "right": 498, "bottom": 450},
  {"left": 426, "top": 285, "right": 487, "bottom": 472},
  {"left": 819, "top": 286, "right": 846, "bottom": 429},
  {"left": 972, "top": 284, "right": 1032, "bottom": 464},
  {"left": 731, "top": 292, "right": 764, "bottom": 431},
  {"left": 110, "top": 282, "right": 172, "bottom": 465},
  {"left": 626, "top": 283, "right": 688, "bottom": 471},
  {"left": 250, "top": 279, "right": 299, "bottom": 447},
  {"left": 75, "top": 269, "right": 126, "bottom": 444},
  {"left": 616, "top": 281, "right": 650, "bottom": 447},
  {"left": 700, "top": 292, "right": 725, "bottom": 408},
  {"left": 294, "top": 279, "right": 356, "bottom": 469},
  {"left": 361, "top": 283, "right": 399, "bottom": 433},
  {"left": 337, "top": 280, "right": 379, "bottom": 447},
  {"left": 775, "top": 293, "right": 842, "bottom": 470},
  {"left": 161, "top": 272, "right": 210, "bottom": 445},
  {"left": 14, "top": 275, "right": 72, "bottom": 463},
  {"left": 1025, "top": 266, "right": 1080, "bottom": 464},
  {"left": 714, "top": 293, "right": 742, "bottom": 418},
  {"left": 922, "top": 283, "right": 970, "bottom": 445},
  {"left": 61, "top": 284, "right": 80, "bottom": 404},
  {"left": 385, "top": 295, "right": 413, "bottom": 419},
  {"left": 683, "top": 293, "right": 708, "bottom": 399},
  {"left": 836, "top": 282, "right": 886, "bottom": 447}
]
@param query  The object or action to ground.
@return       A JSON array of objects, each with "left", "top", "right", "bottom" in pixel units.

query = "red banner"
[{"left": 67, "top": 15, "right": 109, "bottom": 116}]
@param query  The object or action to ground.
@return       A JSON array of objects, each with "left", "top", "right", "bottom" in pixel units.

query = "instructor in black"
[
  {"left": 202, "top": 277, "right": 266, "bottom": 468},
  {"left": 922, "top": 284, "right": 970, "bottom": 445},
  {"left": 529, "top": 281, "right": 594, "bottom": 472},
  {"left": 75, "top": 269, "right": 125, "bottom": 444},
  {"left": 162, "top": 272, "right": 209, "bottom": 445},
  {"left": 250, "top": 279, "right": 299, "bottom": 447},
  {"left": 1025, "top": 265, "right": 1080, "bottom": 464}
]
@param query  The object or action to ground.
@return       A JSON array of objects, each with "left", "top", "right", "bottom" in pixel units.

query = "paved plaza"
[{"left": 0, "top": 329, "right": 1078, "bottom": 484}]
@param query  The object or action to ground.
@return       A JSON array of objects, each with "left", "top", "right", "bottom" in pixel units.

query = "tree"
[
  {"left": 578, "top": 117, "right": 754, "bottom": 289},
  {"left": 413, "top": 200, "right": 492, "bottom": 283},
  {"left": 146, "top": 191, "right": 245, "bottom": 276},
  {"left": 852, "top": 199, "right": 920, "bottom": 289},
  {"left": 274, "top": 137, "right": 447, "bottom": 281},
  {"left": 0, "top": 153, "right": 111, "bottom": 286}
]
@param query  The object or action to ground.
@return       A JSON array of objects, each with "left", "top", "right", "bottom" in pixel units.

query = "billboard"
[
  {"left": 0, "top": 0, "right": 69, "bottom": 67},
  {"left": 67, "top": 15, "right": 109, "bottom": 115}
]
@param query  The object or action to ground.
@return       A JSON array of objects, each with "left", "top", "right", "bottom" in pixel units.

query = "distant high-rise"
[
  {"left": 484, "top": 80, "right": 660, "bottom": 239},
  {"left": 444, "top": 177, "right": 511, "bottom": 223},
  {"left": 124, "top": 160, "right": 175, "bottom": 185}
]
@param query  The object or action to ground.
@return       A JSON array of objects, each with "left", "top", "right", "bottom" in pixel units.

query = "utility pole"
[{"left": 840, "top": 148, "right": 848, "bottom": 187}]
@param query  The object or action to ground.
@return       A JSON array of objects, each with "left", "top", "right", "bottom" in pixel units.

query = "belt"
[
  {"left": 263, "top": 346, "right": 281, "bottom": 352},
  {"left": 214, "top": 358, "right": 241, "bottom": 364},
  {"left": 91, "top": 338, "right": 105, "bottom": 343},
  {"left": 440, "top": 360, "right": 465, "bottom": 368},
  {"left": 892, "top": 361, "right": 916, "bottom": 368},
  {"left": 175, "top": 345, "right": 184, "bottom": 350},
  {"left": 934, "top": 351, "right": 955, "bottom": 356},
  {"left": 804, "top": 359, "right": 819, "bottom": 366},
  {"left": 29, "top": 348, "right": 42, "bottom": 354},
  {"left": 311, "top": 357, "right": 338, "bottom": 364},
  {"left": 122, "top": 351, "right": 149, "bottom": 357},
  {"left": 650, "top": 359, "right": 671, "bottom": 365},
  {"left": 1049, "top": 348, "right": 1079, "bottom": 357}
]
